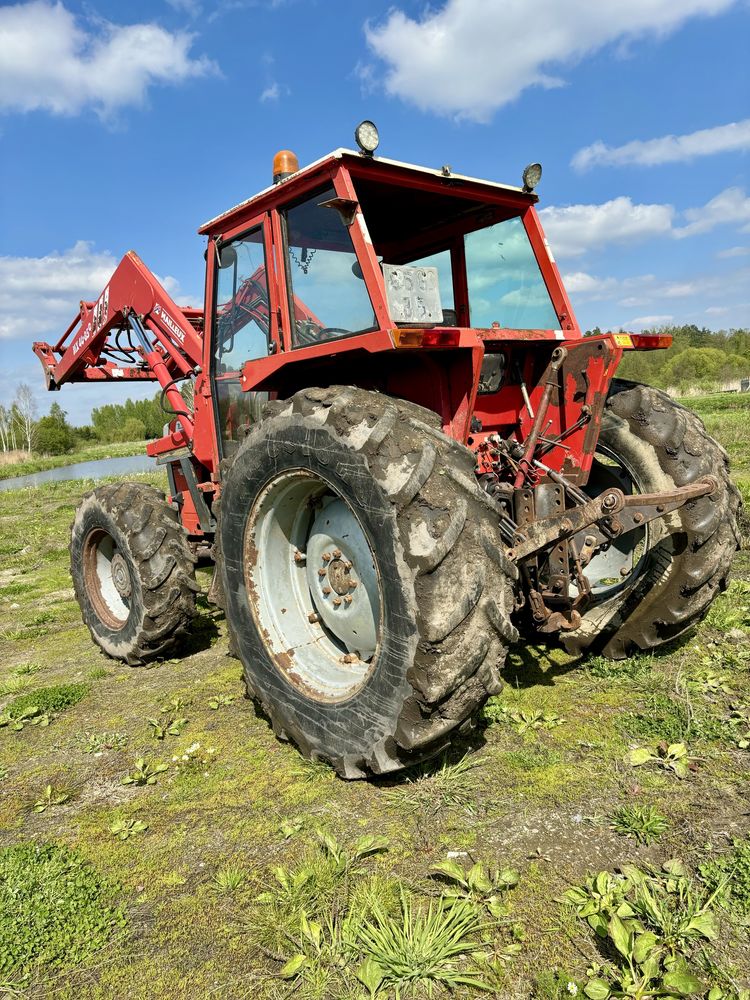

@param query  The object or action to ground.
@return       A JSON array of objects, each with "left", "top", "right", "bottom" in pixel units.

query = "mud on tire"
[
  {"left": 218, "top": 386, "right": 518, "bottom": 777},
  {"left": 70, "top": 482, "right": 198, "bottom": 665},
  {"left": 563, "top": 379, "right": 741, "bottom": 659}
]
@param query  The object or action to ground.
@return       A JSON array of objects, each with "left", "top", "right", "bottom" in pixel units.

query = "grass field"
[
  {"left": 0, "top": 395, "right": 748, "bottom": 999},
  {"left": 0, "top": 441, "right": 144, "bottom": 481}
]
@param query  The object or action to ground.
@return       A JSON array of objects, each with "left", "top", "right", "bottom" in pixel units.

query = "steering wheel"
[
  {"left": 295, "top": 321, "right": 350, "bottom": 346},
  {"left": 318, "top": 328, "right": 351, "bottom": 338}
]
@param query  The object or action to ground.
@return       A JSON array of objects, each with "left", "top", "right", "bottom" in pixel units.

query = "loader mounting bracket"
[{"left": 507, "top": 476, "right": 718, "bottom": 563}]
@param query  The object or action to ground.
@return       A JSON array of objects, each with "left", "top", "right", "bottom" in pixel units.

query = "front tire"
[
  {"left": 219, "top": 387, "right": 518, "bottom": 777},
  {"left": 562, "top": 380, "right": 741, "bottom": 658},
  {"left": 70, "top": 482, "right": 198, "bottom": 665}
]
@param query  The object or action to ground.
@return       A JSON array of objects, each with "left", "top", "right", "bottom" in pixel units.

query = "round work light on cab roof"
[
  {"left": 354, "top": 120, "right": 379, "bottom": 156},
  {"left": 522, "top": 162, "right": 542, "bottom": 192},
  {"left": 273, "top": 150, "right": 299, "bottom": 184}
]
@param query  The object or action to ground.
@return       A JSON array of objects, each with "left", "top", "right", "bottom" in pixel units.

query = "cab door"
[{"left": 208, "top": 213, "right": 278, "bottom": 459}]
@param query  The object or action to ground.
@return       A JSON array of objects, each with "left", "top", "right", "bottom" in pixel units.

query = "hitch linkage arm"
[{"left": 506, "top": 477, "right": 718, "bottom": 563}]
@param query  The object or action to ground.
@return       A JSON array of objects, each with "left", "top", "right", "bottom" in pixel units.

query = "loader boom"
[{"left": 33, "top": 250, "right": 204, "bottom": 456}]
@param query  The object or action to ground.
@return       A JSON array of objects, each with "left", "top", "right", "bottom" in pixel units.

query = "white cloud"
[
  {"left": 540, "top": 197, "right": 674, "bottom": 258},
  {"left": 364, "top": 0, "right": 737, "bottom": 122},
  {"left": 541, "top": 187, "right": 750, "bottom": 261},
  {"left": 572, "top": 118, "right": 750, "bottom": 170},
  {"left": 564, "top": 267, "right": 750, "bottom": 318},
  {"left": 627, "top": 314, "right": 674, "bottom": 328},
  {"left": 0, "top": 241, "right": 185, "bottom": 341},
  {"left": 259, "top": 81, "right": 281, "bottom": 103},
  {"left": 717, "top": 246, "right": 750, "bottom": 258},
  {"left": 675, "top": 186, "right": 750, "bottom": 238},
  {"left": 562, "top": 271, "right": 620, "bottom": 297},
  {"left": 0, "top": 1, "right": 217, "bottom": 117},
  {"left": 166, "top": 0, "right": 202, "bottom": 15}
]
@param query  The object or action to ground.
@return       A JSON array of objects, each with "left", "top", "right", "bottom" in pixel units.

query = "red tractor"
[{"left": 34, "top": 125, "right": 740, "bottom": 777}]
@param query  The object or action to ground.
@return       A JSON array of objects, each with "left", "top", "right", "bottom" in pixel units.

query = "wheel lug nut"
[
  {"left": 294, "top": 550, "right": 306, "bottom": 564},
  {"left": 344, "top": 595, "right": 353, "bottom": 605},
  {"left": 318, "top": 568, "right": 327, "bottom": 577},
  {"left": 348, "top": 580, "right": 358, "bottom": 589},
  {"left": 332, "top": 549, "right": 342, "bottom": 559},
  {"left": 343, "top": 560, "right": 352, "bottom": 571},
  {"left": 333, "top": 597, "right": 342, "bottom": 607},
  {"left": 308, "top": 611, "right": 320, "bottom": 623},
  {"left": 322, "top": 552, "right": 332, "bottom": 562},
  {"left": 322, "top": 586, "right": 331, "bottom": 595}
]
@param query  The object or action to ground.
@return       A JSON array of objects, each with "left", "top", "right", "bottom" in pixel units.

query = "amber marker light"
[
  {"left": 273, "top": 150, "right": 299, "bottom": 184},
  {"left": 392, "top": 329, "right": 461, "bottom": 348}
]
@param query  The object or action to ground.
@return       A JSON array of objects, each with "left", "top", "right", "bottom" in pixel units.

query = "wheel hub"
[
  {"left": 110, "top": 552, "right": 132, "bottom": 597},
  {"left": 305, "top": 499, "right": 379, "bottom": 661},
  {"left": 327, "top": 558, "right": 351, "bottom": 595}
]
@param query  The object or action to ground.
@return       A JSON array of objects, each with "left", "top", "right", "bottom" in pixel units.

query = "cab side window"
[
  {"left": 213, "top": 225, "right": 269, "bottom": 456},
  {"left": 283, "top": 185, "right": 376, "bottom": 347},
  {"left": 214, "top": 227, "right": 269, "bottom": 373}
]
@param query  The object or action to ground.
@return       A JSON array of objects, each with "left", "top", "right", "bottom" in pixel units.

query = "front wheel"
[
  {"left": 218, "top": 387, "right": 518, "bottom": 777},
  {"left": 70, "top": 482, "right": 198, "bottom": 665},
  {"left": 562, "top": 380, "right": 741, "bottom": 658}
]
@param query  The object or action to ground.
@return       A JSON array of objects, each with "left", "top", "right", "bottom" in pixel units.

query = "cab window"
[
  {"left": 214, "top": 226, "right": 269, "bottom": 372},
  {"left": 464, "top": 217, "right": 559, "bottom": 330},
  {"left": 283, "top": 185, "right": 376, "bottom": 347},
  {"left": 213, "top": 224, "right": 269, "bottom": 456}
]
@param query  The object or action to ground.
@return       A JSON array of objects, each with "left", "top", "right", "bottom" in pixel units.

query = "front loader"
[{"left": 34, "top": 127, "right": 741, "bottom": 777}]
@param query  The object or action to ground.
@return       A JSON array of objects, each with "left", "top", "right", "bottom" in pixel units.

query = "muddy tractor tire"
[
  {"left": 563, "top": 379, "right": 741, "bottom": 659},
  {"left": 70, "top": 482, "right": 198, "bottom": 665},
  {"left": 218, "top": 386, "right": 518, "bottom": 778}
]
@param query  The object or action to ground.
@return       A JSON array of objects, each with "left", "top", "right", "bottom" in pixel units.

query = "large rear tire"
[
  {"left": 562, "top": 380, "right": 741, "bottom": 658},
  {"left": 218, "top": 387, "right": 518, "bottom": 777},
  {"left": 70, "top": 482, "right": 198, "bottom": 665}
]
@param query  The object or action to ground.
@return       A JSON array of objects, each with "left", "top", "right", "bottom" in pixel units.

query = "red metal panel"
[
  {"left": 333, "top": 166, "right": 392, "bottom": 333},
  {"left": 522, "top": 208, "right": 581, "bottom": 338}
]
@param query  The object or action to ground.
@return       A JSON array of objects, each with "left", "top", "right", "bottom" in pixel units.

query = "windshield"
[{"left": 464, "top": 218, "right": 559, "bottom": 330}]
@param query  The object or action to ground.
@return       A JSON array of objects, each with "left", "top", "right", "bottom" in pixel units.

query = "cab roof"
[{"left": 198, "top": 148, "right": 536, "bottom": 237}]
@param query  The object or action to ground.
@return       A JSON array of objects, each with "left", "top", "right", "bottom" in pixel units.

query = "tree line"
[
  {"left": 0, "top": 385, "right": 190, "bottom": 457},
  {"left": 590, "top": 324, "right": 750, "bottom": 394}
]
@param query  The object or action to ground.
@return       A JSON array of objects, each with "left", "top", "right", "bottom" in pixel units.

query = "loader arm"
[{"left": 33, "top": 250, "right": 204, "bottom": 446}]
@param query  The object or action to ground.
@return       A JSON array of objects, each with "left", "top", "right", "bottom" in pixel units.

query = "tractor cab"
[{"left": 198, "top": 143, "right": 580, "bottom": 460}]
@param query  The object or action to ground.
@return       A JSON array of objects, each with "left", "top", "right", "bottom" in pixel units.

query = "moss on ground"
[{"left": 0, "top": 411, "right": 748, "bottom": 997}]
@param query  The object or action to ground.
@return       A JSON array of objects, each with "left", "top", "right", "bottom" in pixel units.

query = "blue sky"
[{"left": 1, "top": 0, "right": 748, "bottom": 424}]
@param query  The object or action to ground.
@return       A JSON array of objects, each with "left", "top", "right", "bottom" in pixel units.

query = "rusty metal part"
[
  {"left": 514, "top": 347, "right": 567, "bottom": 487},
  {"left": 536, "top": 609, "right": 582, "bottom": 633},
  {"left": 507, "top": 476, "right": 717, "bottom": 563},
  {"left": 327, "top": 558, "right": 351, "bottom": 595}
]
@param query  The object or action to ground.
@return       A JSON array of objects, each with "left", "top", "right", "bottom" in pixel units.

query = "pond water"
[{"left": 0, "top": 453, "right": 155, "bottom": 491}]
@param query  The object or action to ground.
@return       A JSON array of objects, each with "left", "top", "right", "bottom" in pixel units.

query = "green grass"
[
  {"left": 0, "top": 439, "right": 144, "bottom": 480},
  {"left": 0, "top": 401, "right": 747, "bottom": 998},
  {"left": 3, "top": 683, "right": 88, "bottom": 719},
  {"left": 0, "top": 843, "right": 125, "bottom": 981},
  {"left": 700, "top": 837, "right": 750, "bottom": 915}
]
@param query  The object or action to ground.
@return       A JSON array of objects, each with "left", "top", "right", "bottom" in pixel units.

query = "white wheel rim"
[
  {"left": 83, "top": 529, "right": 131, "bottom": 630},
  {"left": 243, "top": 471, "right": 382, "bottom": 703}
]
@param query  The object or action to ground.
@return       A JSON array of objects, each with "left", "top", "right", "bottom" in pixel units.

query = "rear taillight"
[
  {"left": 392, "top": 328, "right": 462, "bottom": 348},
  {"left": 612, "top": 332, "right": 673, "bottom": 351},
  {"left": 630, "top": 333, "right": 673, "bottom": 350}
]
